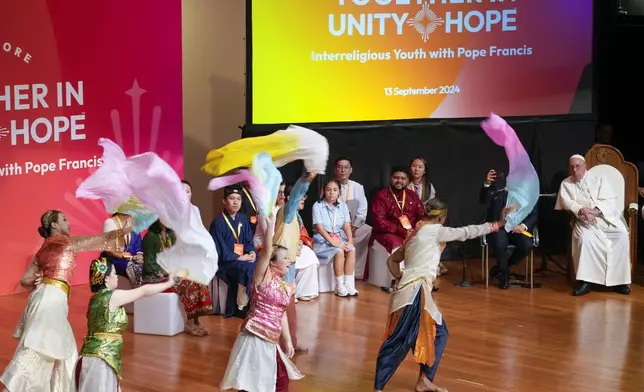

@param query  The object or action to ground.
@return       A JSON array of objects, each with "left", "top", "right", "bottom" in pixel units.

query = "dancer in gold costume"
[
  {"left": 74, "top": 258, "right": 186, "bottom": 391},
  {"left": 0, "top": 210, "right": 129, "bottom": 392}
]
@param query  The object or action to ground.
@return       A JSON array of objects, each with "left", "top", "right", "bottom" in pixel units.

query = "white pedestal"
[
  {"left": 133, "top": 293, "right": 186, "bottom": 336},
  {"left": 318, "top": 263, "right": 336, "bottom": 293},
  {"left": 368, "top": 240, "right": 400, "bottom": 288}
]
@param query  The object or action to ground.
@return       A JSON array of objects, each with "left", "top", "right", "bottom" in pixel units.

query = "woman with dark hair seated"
[
  {"left": 74, "top": 258, "right": 185, "bottom": 391},
  {"left": 142, "top": 220, "right": 213, "bottom": 336},
  {"left": 312, "top": 179, "right": 356, "bottom": 297}
]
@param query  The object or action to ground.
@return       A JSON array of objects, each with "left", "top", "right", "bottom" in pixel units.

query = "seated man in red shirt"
[{"left": 371, "top": 167, "right": 425, "bottom": 254}]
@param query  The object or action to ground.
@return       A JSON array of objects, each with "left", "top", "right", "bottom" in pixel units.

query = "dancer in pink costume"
[{"left": 220, "top": 215, "right": 303, "bottom": 392}]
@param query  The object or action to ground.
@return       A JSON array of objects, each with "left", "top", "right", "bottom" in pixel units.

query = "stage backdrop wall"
[
  {"left": 0, "top": 0, "right": 183, "bottom": 295},
  {"left": 244, "top": 118, "right": 595, "bottom": 259}
]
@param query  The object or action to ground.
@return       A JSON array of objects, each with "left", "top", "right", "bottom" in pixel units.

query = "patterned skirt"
[{"left": 165, "top": 280, "right": 213, "bottom": 319}]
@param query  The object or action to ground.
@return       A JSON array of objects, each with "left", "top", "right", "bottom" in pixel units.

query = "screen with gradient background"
[{"left": 250, "top": 0, "right": 593, "bottom": 124}]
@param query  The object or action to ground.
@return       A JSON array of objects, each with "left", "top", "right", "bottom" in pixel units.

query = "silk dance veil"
[
  {"left": 481, "top": 113, "right": 540, "bottom": 233},
  {"left": 75, "top": 138, "right": 218, "bottom": 285},
  {"left": 202, "top": 125, "right": 329, "bottom": 178}
]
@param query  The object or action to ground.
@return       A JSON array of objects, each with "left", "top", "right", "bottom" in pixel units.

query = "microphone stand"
[
  {"left": 454, "top": 240, "right": 473, "bottom": 287},
  {"left": 534, "top": 193, "right": 567, "bottom": 276}
]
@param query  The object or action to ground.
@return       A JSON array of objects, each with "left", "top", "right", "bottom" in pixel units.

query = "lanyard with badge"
[
  {"left": 242, "top": 187, "right": 258, "bottom": 225},
  {"left": 223, "top": 213, "right": 244, "bottom": 255},
  {"left": 390, "top": 189, "right": 412, "bottom": 230},
  {"left": 327, "top": 205, "right": 342, "bottom": 241}
]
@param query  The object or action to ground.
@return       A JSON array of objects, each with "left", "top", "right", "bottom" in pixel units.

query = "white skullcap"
[{"left": 569, "top": 154, "right": 585, "bottom": 162}]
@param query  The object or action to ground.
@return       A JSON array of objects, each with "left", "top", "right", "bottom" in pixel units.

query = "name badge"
[
  {"left": 250, "top": 216, "right": 257, "bottom": 224},
  {"left": 233, "top": 243, "right": 244, "bottom": 256},
  {"left": 399, "top": 215, "right": 412, "bottom": 230}
]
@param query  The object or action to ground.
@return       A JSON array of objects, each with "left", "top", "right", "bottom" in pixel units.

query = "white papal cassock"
[{"left": 555, "top": 172, "right": 631, "bottom": 286}]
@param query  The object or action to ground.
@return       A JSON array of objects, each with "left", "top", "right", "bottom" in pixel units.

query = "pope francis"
[{"left": 555, "top": 154, "right": 631, "bottom": 296}]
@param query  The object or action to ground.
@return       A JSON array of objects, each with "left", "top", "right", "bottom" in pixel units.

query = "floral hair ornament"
[{"left": 90, "top": 258, "right": 109, "bottom": 286}]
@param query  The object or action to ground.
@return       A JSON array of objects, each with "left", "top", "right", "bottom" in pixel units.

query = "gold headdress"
[
  {"left": 428, "top": 208, "right": 448, "bottom": 217},
  {"left": 42, "top": 210, "right": 58, "bottom": 227},
  {"left": 90, "top": 258, "right": 110, "bottom": 286}
]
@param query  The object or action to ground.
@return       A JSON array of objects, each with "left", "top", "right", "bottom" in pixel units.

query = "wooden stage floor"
[{"left": 1, "top": 260, "right": 643, "bottom": 392}]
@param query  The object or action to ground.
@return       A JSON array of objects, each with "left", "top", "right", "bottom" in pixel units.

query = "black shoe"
[
  {"left": 573, "top": 282, "right": 591, "bottom": 296},
  {"left": 490, "top": 266, "right": 501, "bottom": 279},
  {"left": 614, "top": 285, "right": 631, "bottom": 295},
  {"left": 498, "top": 274, "right": 510, "bottom": 290}
]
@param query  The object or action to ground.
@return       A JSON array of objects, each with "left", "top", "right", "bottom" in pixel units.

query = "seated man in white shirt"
[
  {"left": 555, "top": 154, "right": 631, "bottom": 296},
  {"left": 334, "top": 157, "right": 372, "bottom": 279}
]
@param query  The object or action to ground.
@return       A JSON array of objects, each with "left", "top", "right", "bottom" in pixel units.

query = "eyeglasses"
[
  {"left": 570, "top": 163, "right": 586, "bottom": 171},
  {"left": 336, "top": 165, "right": 351, "bottom": 172}
]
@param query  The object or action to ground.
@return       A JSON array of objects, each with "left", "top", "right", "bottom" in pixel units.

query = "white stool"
[
  {"left": 210, "top": 278, "right": 229, "bottom": 315},
  {"left": 133, "top": 293, "right": 186, "bottom": 336},
  {"left": 368, "top": 240, "right": 402, "bottom": 288},
  {"left": 318, "top": 263, "right": 336, "bottom": 293},
  {"left": 116, "top": 278, "right": 133, "bottom": 314}
]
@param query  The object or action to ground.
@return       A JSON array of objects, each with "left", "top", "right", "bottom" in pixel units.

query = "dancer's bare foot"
[
  {"left": 298, "top": 296, "right": 312, "bottom": 301},
  {"left": 415, "top": 378, "right": 447, "bottom": 392},
  {"left": 295, "top": 345, "right": 309, "bottom": 352}
]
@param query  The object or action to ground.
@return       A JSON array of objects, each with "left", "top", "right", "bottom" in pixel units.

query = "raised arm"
[
  {"left": 109, "top": 271, "right": 185, "bottom": 311},
  {"left": 437, "top": 223, "right": 499, "bottom": 243},
  {"left": 253, "top": 215, "right": 276, "bottom": 284},
  {"left": 71, "top": 227, "right": 130, "bottom": 253},
  {"left": 284, "top": 177, "right": 313, "bottom": 224}
]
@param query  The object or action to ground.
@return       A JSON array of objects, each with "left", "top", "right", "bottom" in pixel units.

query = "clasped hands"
[
  {"left": 329, "top": 237, "right": 354, "bottom": 252},
  {"left": 238, "top": 251, "right": 257, "bottom": 262},
  {"left": 578, "top": 207, "right": 600, "bottom": 225}
]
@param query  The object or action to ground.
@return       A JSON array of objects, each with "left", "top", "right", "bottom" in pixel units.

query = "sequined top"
[
  {"left": 35, "top": 231, "right": 123, "bottom": 284},
  {"left": 79, "top": 289, "right": 129, "bottom": 379},
  {"left": 241, "top": 271, "right": 295, "bottom": 344}
]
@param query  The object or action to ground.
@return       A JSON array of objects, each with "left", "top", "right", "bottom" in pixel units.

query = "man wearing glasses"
[
  {"left": 555, "top": 154, "right": 631, "bottom": 296},
  {"left": 334, "top": 157, "right": 372, "bottom": 279}
]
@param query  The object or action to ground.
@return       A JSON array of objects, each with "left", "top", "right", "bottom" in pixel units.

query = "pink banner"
[{"left": 0, "top": 0, "right": 183, "bottom": 295}]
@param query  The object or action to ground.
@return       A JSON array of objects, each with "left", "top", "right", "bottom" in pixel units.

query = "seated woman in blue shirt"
[{"left": 312, "top": 179, "right": 357, "bottom": 297}]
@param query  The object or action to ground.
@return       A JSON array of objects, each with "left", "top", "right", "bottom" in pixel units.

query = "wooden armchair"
[{"left": 583, "top": 144, "right": 639, "bottom": 275}]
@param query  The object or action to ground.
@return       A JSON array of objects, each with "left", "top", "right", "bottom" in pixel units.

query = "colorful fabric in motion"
[
  {"left": 75, "top": 139, "right": 218, "bottom": 285},
  {"left": 208, "top": 153, "right": 283, "bottom": 217},
  {"left": 113, "top": 196, "right": 158, "bottom": 233},
  {"left": 202, "top": 125, "right": 329, "bottom": 176},
  {"left": 481, "top": 114, "right": 540, "bottom": 232}
]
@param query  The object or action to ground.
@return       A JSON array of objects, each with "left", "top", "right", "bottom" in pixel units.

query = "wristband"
[{"left": 173, "top": 276, "right": 181, "bottom": 285}]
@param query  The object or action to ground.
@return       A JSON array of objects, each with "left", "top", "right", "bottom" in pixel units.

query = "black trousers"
[{"left": 491, "top": 230, "right": 533, "bottom": 274}]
